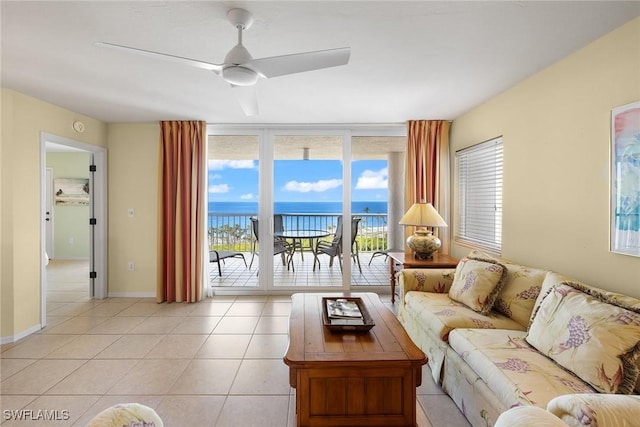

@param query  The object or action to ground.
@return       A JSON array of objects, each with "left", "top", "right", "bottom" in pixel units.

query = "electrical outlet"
[
  {"left": 68, "top": 237, "right": 74, "bottom": 245},
  {"left": 128, "top": 208, "right": 135, "bottom": 218},
  {"left": 127, "top": 261, "right": 135, "bottom": 271}
]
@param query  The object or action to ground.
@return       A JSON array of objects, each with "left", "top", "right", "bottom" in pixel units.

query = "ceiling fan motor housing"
[{"left": 227, "top": 8, "right": 254, "bottom": 30}]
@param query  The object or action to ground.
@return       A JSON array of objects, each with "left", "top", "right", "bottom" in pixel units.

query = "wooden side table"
[{"left": 388, "top": 251, "right": 459, "bottom": 303}]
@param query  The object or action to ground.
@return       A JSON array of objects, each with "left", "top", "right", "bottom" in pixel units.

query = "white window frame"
[{"left": 455, "top": 136, "right": 503, "bottom": 254}]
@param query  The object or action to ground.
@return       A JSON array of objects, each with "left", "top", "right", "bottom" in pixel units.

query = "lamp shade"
[
  {"left": 399, "top": 203, "right": 447, "bottom": 259},
  {"left": 399, "top": 203, "right": 447, "bottom": 228}
]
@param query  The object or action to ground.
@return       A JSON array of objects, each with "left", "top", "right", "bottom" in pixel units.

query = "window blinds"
[{"left": 456, "top": 137, "right": 503, "bottom": 253}]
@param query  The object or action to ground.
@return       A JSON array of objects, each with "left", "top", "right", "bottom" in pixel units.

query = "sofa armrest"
[
  {"left": 548, "top": 394, "right": 640, "bottom": 427},
  {"left": 397, "top": 268, "right": 455, "bottom": 303},
  {"left": 495, "top": 406, "right": 567, "bottom": 427}
]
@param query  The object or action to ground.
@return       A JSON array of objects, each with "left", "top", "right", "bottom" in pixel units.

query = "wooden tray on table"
[{"left": 321, "top": 296, "right": 375, "bottom": 332}]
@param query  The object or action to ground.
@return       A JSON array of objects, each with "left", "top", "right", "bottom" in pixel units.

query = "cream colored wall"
[
  {"left": 450, "top": 18, "right": 640, "bottom": 296},
  {"left": 107, "top": 123, "right": 159, "bottom": 296},
  {"left": 1, "top": 90, "right": 13, "bottom": 339},
  {"left": 0, "top": 88, "right": 107, "bottom": 340},
  {"left": 46, "top": 152, "right": 91, "bottom": 259}
]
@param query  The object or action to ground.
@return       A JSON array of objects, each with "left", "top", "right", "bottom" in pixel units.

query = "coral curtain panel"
[
  {"left": 157, "top": 121, "right": 206, "bottom": 303},
  {"left": 405, "top": 120, "right": 451, "bottom": 255}
]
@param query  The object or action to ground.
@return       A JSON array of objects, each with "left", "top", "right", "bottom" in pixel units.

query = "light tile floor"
[{"left": 0, "top": 260, "right": 470, "bottom": 427}]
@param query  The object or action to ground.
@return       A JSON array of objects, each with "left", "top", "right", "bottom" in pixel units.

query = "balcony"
[{"left": 208, "top": 212, "right": 391, "bottom": 288}]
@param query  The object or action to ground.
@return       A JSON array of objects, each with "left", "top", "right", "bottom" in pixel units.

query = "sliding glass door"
[
  {"left": 207, "top": 133, "right": 260, "bottom": 289},
  {"left": 206, "top": 125, "right": 405, "bottom": 295},
  {"left": 272, "top": 133, "right": 345, "bottom": 289},
  {"left": 350, "top": 135, "right": 407, "bottom": 288}
]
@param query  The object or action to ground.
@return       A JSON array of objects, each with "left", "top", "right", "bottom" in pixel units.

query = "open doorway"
[
  {"left": 40, "top": 133, "right": 107, "bottom": 327},
  {"left": 45, "top": 146, "right": 91, "bottom": 304}
]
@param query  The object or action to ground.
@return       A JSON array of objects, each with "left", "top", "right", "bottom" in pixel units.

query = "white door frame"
[
  {"left": 45, "top": 168, "right": 54, "bottom": 258},
  {"left": 40, "top": 133, "right": 108, "bottom": 326}
]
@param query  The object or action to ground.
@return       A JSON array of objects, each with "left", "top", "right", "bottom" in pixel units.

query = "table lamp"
[{"left": 399, "top": 202, "right": 448, "bottom": 259}]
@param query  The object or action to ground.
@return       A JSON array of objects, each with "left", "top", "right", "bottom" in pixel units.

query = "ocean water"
[{"left": 208, "top": 201, "right": 387, "bottom": 214}]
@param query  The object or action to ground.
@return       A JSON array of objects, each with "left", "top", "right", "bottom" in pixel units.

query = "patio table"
[{"left": 275, "top": 229, "right": 330, "bottom": 264}]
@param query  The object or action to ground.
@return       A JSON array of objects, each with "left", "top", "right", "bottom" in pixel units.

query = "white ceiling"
[{"left": 2, "top": 1, "right": 638, "bottom": 125}]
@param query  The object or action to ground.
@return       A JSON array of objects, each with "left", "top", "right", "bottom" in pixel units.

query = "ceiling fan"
[{"left": 95, "top": 8, "right": 351, "bottom": 116}]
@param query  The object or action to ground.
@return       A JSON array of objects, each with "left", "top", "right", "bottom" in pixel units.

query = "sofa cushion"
[
  {"left": 533, "top": 273, "right": 640, "bottom": 394},
  {"left": 492, "top": 265, "right": 547, "bottom": 328},
  {"left": 449, "top": 258, "right": 507, "bottom": 314},
  {"left": 404, "top": 291, "right": 524, "bottom": 342},
  {"left": 530, "top": 272, "right": 572, "bottom": 325},
  {"left": 448, "top": 329, "right": 595, "bottom": 411},
  {"left": 466, "top": 250, "right": 548, "bottom": 328},
  {"left": 527, "top": 282, "right": 640, "bottom": 394}
]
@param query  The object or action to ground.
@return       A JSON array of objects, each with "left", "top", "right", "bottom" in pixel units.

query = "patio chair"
[
  {"left": 313, "top": 217, "right": 342, "bottom": 271},
  {"left": 274, "top": 213, "right": 284, "bottom": 234},
  {"left": 250, "top": 215, "right": 283, "bottom": 262},
  {"left": 209, "top": 250, "right": 247, "bottom": 277},
  {"left": 275, "top": 213, "right": 307, "bottom": 260},
  {"left": 368, "top": 250, "right": 389, "bottom": 265},
  {"left": 249, "top": 217, "right": 294, "bottom": 273},
  {"left": 350, "top": 217, "right": 363, "bottom": 273},
  {"left": 313, "top": 217, "right": 362, "bottom": 273}
]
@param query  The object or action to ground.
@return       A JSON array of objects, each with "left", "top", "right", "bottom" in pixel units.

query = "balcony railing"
[{"left": 208, "top": 213, "right": 388, "bottom": 253}]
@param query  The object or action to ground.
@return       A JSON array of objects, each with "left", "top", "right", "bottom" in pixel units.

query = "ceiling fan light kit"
[
  {"left": 223, "top": 66, "right": 259, "bottom": 86},
  {"left": 95, "top": 8, "right": 350, "bottom": 116}
]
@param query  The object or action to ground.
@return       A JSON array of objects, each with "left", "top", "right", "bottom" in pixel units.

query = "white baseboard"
[
  {"left": 108, "top": 292, "right": 156, "bottom": 298},
  {"left": 1, "top": 324, "right": 42, "bottom": 344}
]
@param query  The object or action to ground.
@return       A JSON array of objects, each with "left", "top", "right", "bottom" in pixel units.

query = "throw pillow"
[
  {"left": 465, "top": 249, "right": 500, "bottom": 263},
  {"left": 87, "top": 403, "right": 163, "bottom": 427},
  {"left": 465, "top": 249, "right": 546, "bottom": 327},
  {"left": 526, "top": 282, "right": 640, "bottom": 394},
  {"left": 448, "top": 258, "right": 507, "bottom": 315}
]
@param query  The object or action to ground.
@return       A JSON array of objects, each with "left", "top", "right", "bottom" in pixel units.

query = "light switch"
[{"left": 128, "top": 208, "right": 135, "bottom": 218}]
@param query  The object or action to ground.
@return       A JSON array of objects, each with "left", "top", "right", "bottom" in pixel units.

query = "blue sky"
[{"left": 208, "top": 159, "right": 388, "bottom": 202}]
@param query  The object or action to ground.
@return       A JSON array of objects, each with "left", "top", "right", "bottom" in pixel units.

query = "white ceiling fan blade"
[
  {"left": 231, "top": 84, "right": 259, "bottom": 116},
  {"left": 94, "top": 42, "right": 222, "bottom": 72},
  {"left": 249, "top": 47, "right": 350, "bottom": 78}
]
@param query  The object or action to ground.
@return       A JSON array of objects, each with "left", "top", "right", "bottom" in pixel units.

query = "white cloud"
[
  {"left": 240, "top": 193, "right": 253, "bottom": 200},
  {"left": 208, "top": 159, "right": 255, "bottom": 170},
  {"left": 284, "top": 179, "right": 342, "bottom": 193},
  {"left": 209, "top": 184, "right": 230, "bottom": 193},
  {"left": 355, "top": 167, "right": 388, "bottom": 189},
  {"left": 210, "top": 173, "right": 223, "bottom": 180}
]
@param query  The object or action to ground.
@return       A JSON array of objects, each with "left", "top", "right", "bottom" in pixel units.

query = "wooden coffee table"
[{"left": 283, "top": 292, "right": 427, "bottom": 427}]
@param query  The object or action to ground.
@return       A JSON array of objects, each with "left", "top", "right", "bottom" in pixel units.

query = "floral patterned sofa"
[
  {"left": 397, "top": 250, "right": 640, "bottom": 427},
  {"left": 86, "top": 403, "right": 163, "bottom": 426},
  {"left": 494, "top": 394, "right": 640, "bottom": 427}
]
